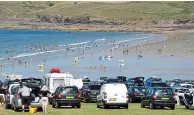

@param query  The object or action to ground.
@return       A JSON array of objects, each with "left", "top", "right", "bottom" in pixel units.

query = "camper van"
[{"left": 43, "top": 72, "right": 74, "bottom": 94}]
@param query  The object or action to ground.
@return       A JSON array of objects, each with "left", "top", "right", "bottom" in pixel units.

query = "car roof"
[
  {"left": 131, "top": 86, "right": 145, "bottom": 88},
  {"left": 150, "top": 87, "right": 172, "bottom": 89}
]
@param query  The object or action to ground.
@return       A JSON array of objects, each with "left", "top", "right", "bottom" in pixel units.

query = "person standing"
[
  {"left": 40, "top": 85, "right": 50, "bottom": 113},
  {"left": 19, "top": 84, "right": 31, "bottom": 112}
]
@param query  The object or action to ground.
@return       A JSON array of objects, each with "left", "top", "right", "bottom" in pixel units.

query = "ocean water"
[{"left": 0, "top": 29, "right": 194, "bottom": 81}]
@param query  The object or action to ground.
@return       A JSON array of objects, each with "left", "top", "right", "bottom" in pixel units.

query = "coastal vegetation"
[{"left": 1, "top": 1, "right": 194, "bottom": 32}]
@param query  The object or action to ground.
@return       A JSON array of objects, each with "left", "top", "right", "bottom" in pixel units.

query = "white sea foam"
[
  {"left": 69, "top": 41, "right": 91, "bottom": 46},
  {"left": 95, "top": 38, "right": 106, "bottom": 42}
]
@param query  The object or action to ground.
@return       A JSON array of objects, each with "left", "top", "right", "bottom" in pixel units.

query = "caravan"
[{"left": 43, "top": 68, "right": 74, "bottom": 104}]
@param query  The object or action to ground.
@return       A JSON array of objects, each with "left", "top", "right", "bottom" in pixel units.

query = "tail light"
[
  {"left": 133, "top": 92, "right": 137, "bottom": 96},
  {"left": 173, "top": 93, "right": 177, "bottom": 100},
  {"left": 57, "top": 93, "right": 62, "bottom": 99},
  {"left": 103, "top": 92, "right": 107, "bottom": 99},
  {"left": 126, "top": 93, "right": 129, "bottom": 99},
  {"left": 152, "top": 94, "right": 157, "bottom": 100},
  {"left": 7, "top": 92, "right": 10, "bottom": 100},
  {"left": 78, "top": 92, "right": 81, "bottom": 99},
  {"left": 17, "top": 92, "right": 21, "bottom": 99}
]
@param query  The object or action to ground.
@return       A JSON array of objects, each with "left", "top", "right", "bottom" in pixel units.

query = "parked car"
[
  {"left": 12, "top": 78, "right": 43, "bottom": 111},
  {"left": 80, "top": 84, "right": 101, "bottom": 103},
  {"left": 172, "top": 87, "right": 190, "bottom": 105},
  {"left": 52, "top": 86, "right": 81, "bottom": 108},
  {"left": 128, "top": 86, "right": 146, "bottom": 103},
  {"left": 116, "top": 76, "right": 127, "bottom": 83},
  {"left": 5, "top": 84, "right": 19, "bottom": 109},
  {"left": 141, "top": 87, "right": 176, "bottom": 110},
  {"left": 178, "top": 83, "right": 194, "bottom": 93},
  {"left": 127, "top": 77, "right": 144, "bottom": 86},
  {"left": 4, "top": 79, "right": 21, "bottom": 109},
  {"left": 97, "top": 83, "right": 128, "bottom": 109}
]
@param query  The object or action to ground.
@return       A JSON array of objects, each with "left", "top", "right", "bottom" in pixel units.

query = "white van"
[{"left": 97, "top": 83, "right": 128, "bottom": 109}]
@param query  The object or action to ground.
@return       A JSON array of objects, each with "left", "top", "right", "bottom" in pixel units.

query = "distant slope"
[{"left": 0, "top": 1, "right": 194, "bottom": 21}]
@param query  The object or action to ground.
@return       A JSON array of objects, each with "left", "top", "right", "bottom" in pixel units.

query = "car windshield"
[
  {"left": 61, "top": 87, "right": 78, "bottom": 94},
  {"left": 155, "top": 88, "right": 173, "bottom": 95},
  {"left": 88, "top": 85, "right": 101, "bottom": 90},
  {"left": 134, "top": 87, "right": 146, "bottom": 92}
]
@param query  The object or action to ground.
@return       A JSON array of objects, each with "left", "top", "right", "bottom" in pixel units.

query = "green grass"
[
  {"left": 0, "top": 2, "right": 194, "bottom": 21},
  {"left": 1, "top": 103, "right": 193, "bottom": 115}
]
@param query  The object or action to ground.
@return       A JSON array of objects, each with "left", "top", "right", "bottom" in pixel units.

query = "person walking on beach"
[
  {"left": 19, "top": 84, "right": 31, "bottom": 112},
  {"left": 40, "top": 85, "right": 50, "bottom": 113}
]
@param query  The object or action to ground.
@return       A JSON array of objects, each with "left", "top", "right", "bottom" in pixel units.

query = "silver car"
[{"left": 11, "top": 78, "right": 43, "bottom": 111}]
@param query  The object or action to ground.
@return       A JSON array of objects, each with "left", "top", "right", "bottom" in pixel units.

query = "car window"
[
  {"left": 89, "top": 85, "right": 101, "bottom": 90},
  {"left": 61, "top": 87, "right": 78, "bottom": 94},
  {"left": 155, "top": 88, "right": 173, "bottom": 95},
  {"left": 134, "top": 87, "right": 146, "bottom": 92},
  {"left": 11, "top": 85, "right": 19, "bottom": 95},
  {"left": 152, "top": 83, "right": 168, "bottom": 87}
]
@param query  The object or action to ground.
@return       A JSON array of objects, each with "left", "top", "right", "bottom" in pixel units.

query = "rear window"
[
  {"left": 133, "top": 87, "right": 146, "bottom": 92},
  {"left": 152, "top": 83, "right": 168, "bottom": 87},
  {"left": 155, "top": 88, "right": 173, "bottom": 95},
  {"left": 61, "top": 87, "right": 78, "bottom": 94},
  {"left": 53, "top": 79, "right": 64, "bottom": 87},
  {"left": 88, "top": 85, "right": 101, "bottom": 90}
]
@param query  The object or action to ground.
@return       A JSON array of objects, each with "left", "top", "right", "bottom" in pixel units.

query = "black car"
[
  {"left": 141, "top": 87, "right": 176, "bottom": 109},
  {"left": 52, "top": 86, "right": 81, "bottom": 108},
  {"left": 128, "top": 86, "right": 146, "bottom": 103},
  {"left": 80, "top": 84, "right": 101, "bottom": 103}
]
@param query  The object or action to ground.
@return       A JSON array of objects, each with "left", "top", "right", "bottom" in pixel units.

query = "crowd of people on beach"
[{"left": 0, "top": 37, "right": 161, "bottom": 71}]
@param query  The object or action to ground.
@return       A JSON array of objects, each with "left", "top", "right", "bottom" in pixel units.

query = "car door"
[
  {"left": 80, "top": 86, "right": 85, "bottom": 99},
  {"left": 53, "top": 87, "right": 59, "bottom": 101},
  {"left": 98, "top": 85, "right": 104, "bottom": 105},
  {"left": 143, "top": 88, "right": 152, "bottom": 106}
]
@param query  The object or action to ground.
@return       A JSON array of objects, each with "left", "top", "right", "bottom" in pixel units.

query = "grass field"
[
  {"left": 0, "top": 103, "right": 193, "bottom": 115},
  {"left": 0, "top": 1, "right": 194, "bottom": 21}
]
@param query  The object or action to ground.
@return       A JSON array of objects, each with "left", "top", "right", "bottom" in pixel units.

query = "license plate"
[
  {"left": 66, "top": 96, "right": 74, "bottom": 99},
  {"left": 161, "top": 98, "right": 169, "bottom": 100},
  {"left": 109, "top": 98, "right": 117, "bottom": 101}
]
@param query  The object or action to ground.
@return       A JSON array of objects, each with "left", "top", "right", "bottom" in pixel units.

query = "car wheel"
[
  {"left": 83, "top": 97, "right": 88, "bottom": 103},
  {"left": 102, "top": 102, "right": 108, "bottom": 109},
  {"left": 11, "top": 104, "right": 14, "bottom": 110},
  {"left": 149, "top": 102, "right": 155, "bottom": 109},
  {"left": 97, "top": 101, "right": 100, "bottom": 108},
  {"left": 13, "top": 103, "right": 19, "bottom": 112},
  {"left": 5, "top": 102, "right": 10, "bottom": 109},
  {"left": 124, "top": 104, "right": 128, "bottom": 109},
  {"left": 55, "top": 102, "right": 60, "bottom": 108},
  {"left": 129, "top": 97, "right": 133, "bottom": 103},
  {"left": 170, "top": 105, "right": 175, "bottom": 110},
  {"left": 77, "top": 104, "right": 81, "bottom": 108},
  {"left": 52, "top": 102, "right": 55, "bottom": 108},
  {"left": 185, "top": 106, "right": 189, "bottom": 109},
  {"left": 141, "top": 101, "right": 145, "bottom": 108},
  {"left": 160, "top": 106, "right": 164, "bottom": 109}
]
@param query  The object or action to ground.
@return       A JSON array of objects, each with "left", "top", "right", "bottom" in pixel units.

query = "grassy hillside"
[{"left": 0, "top": 1, "right": 194, "bottom": 21}]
